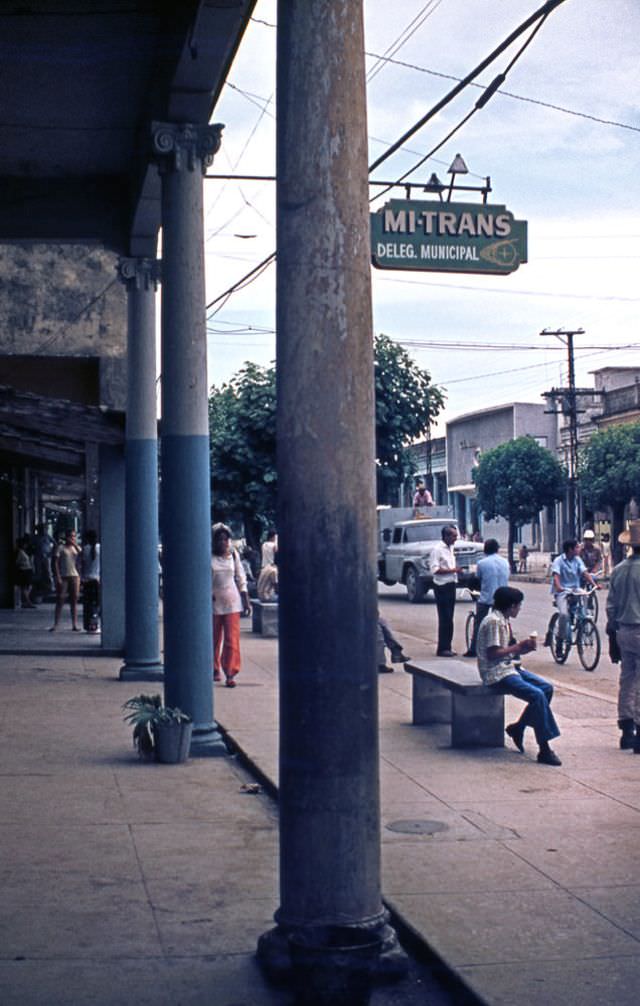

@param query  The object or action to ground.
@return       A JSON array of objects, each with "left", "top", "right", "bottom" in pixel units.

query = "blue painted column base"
[
  {"left": 119, "top": 660, "right": 164, "bottom": 682},
  {"left": 189, "top": 726, "right": 228, "bottom": 757}
]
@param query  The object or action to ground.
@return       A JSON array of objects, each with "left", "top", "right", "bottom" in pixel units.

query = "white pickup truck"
[{"left": 377, "top": 507, "right": 481, "bottom": 602}]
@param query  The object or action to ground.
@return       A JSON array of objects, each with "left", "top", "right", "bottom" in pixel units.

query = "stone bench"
[
  {"left": 251, "top": 599, "right": 278, "bottom": 638},
  {"left": 404, "top": 659, "right": 504, "bottom": 748}
]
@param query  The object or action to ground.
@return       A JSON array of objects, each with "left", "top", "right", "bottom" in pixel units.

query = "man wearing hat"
[
  {"left": 581, "top": 529, "right": 602, "bottom": 577},
  {"left": 606, "top": 520, "right": 640, "bottom": 752}
]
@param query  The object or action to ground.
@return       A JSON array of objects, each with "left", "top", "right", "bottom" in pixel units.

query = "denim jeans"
[{"left": 490, "top": 668, "right": 560, "bottom": 746}]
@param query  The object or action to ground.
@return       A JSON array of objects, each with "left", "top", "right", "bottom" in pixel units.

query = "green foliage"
[
  {"left": 579, "top": 422, "right": 640, "bottom": 512},
  {"left": 374, "top": 333, "right": 445, "bottom": 499},
  {"left": 122, "top": 694, "right": 191, "bottom": 758},
  {"left": 473, "top": 436, "right": 566, "bottom": 527},
  {"left": 209, "top": 362, "right": 277, "bottom": 542},
  {"left": 208, "top": 338, "right": 445, "bottom": 522}
]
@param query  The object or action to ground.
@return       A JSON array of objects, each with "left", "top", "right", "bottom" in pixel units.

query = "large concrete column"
[
  {"left": 258, "top": 0, "right": 406, "bottom": 980},
  {"left": 152, "top": 122, "right": 226, "bottom": 755},
  {"left": 99, "top": 444, "right": 125, "bottom": 651},
  {"left": 118, "top": 257, "right": 163, "bottom": 681}
]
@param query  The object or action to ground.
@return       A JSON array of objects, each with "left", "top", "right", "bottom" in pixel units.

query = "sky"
[{"left": 202, "top": 0, "right": 640, "bottom": 435}]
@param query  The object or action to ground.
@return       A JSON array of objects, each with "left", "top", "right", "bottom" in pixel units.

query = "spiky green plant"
[{"left": 122, "top": 694, "right": 190, "bottom": 758}]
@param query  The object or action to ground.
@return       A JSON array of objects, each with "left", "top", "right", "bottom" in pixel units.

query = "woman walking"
[
  {"left": 49, "top": 528, "right": 81, "bottom": 631},
  {"left": 211, "top": 523, "right": 251, "bottom": 687}
]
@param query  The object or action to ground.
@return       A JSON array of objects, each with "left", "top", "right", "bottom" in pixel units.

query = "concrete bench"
[
  {"left": 404, "top": 659, "right": 504, "bottom": 748},
  {"left": 251, "top": 599, "right": 279, "bottom": 638}
]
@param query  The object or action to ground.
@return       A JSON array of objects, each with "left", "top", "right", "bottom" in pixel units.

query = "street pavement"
[{"left": 1, "top": 594, "right": 639, "bottom": 1005}]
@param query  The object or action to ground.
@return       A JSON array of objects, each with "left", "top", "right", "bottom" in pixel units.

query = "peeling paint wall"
[{"left": 0, "top": 243, "right": 126, "bottom": 409}]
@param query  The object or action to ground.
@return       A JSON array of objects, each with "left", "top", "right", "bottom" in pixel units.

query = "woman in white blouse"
[{"left": 211, "top": 523, "right": 251, "bottom": 687}]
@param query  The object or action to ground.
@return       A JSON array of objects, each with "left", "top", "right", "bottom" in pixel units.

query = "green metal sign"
[{"left": 371, "top": 199, "right": 528, "bottom": 275}]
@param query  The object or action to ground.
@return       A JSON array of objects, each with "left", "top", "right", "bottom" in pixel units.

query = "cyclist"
[{"left": 547, "top": 539, "right": 599, "bottom": 653}]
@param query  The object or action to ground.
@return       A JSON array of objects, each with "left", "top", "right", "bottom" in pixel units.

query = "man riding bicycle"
[{"left": 547, "top": 538, "right": 599, "bottom": 653}]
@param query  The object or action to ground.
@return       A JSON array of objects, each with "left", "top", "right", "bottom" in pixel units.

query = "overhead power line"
[
  {"left": 368, "top": 0, "right": 568, "bottom": 174},
  {"left": 365, "top": 53, "right": 640, "bottom": 134},
  {"left": 206, "top": 0, "right": 568, "bottom": 315}
]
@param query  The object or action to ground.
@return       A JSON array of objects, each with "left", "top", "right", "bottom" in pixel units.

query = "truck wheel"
[{"left": 405, "top": 566, "right": 425, "bottom": 604}]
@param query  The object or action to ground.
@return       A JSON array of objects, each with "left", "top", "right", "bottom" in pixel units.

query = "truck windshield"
[{"left": 405, "top": 524, "right": 452, "bottom": 543}]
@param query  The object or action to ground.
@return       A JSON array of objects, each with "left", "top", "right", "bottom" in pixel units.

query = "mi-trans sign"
[{"left": 371, "top": 199, "right": 527, "bottom": 274}]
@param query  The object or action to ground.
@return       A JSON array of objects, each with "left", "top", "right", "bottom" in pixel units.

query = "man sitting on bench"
[{"left": 477, "top": 586, "right": 562, "bottom": 766}]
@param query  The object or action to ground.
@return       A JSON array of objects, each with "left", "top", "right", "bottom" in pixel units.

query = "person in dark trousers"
[
  {"left": 606, "top": 520, "right": 640, "bottom": 752},
  {"left": 377, "top": 615, "right": 410, "bottom": 673},
  {"left": 432, "top": 524, "right": 463, "bottom": 657},
  {"left": 477, "top": 586, "right": 561, "bottom": 766}
]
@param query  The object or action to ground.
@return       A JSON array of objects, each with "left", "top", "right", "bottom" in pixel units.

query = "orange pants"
[{"left": 213, "top": 612, "right": 241, "bottom": 678}]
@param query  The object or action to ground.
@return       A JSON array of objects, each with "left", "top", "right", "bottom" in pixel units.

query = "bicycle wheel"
[
  {"left": 465, "top": 610, "right": 476, "bottom": 651},
  {"left": 577, "top": 618, "right": 601, "bottom": 671},
  {"left": 586, "top": 591, "right": 599, "bottom": 621},
  {"left": 549, "top": 612, "right": 570, "bottom": 664}
]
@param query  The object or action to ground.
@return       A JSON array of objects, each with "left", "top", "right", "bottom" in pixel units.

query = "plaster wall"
[{"left": 0, "top": 243, "right": 126, "bottom": 409}]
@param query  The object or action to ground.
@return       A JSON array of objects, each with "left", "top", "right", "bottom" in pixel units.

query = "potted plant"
[{"left": 122, "top": 694, "right": 193, "bottom": 764}]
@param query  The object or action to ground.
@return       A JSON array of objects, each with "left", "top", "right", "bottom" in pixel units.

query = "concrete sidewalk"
[
  {"left": 1, "top": 604, "right": 639, "bottom": 1006},
  {"left": 0, "top": 608, "right": 454, "bottom": 1006},
  {"left": 218, "top": 624, "right": 640, "bottom": 1006}
]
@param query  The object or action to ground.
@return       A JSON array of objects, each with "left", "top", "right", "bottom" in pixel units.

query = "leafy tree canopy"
[
  {"left": 374, "top": 333, "right": 445, "bottom": 498},
  {"left": 473, "top": 436, "right": 566, "bottom": 526},
  {"left": 579, "top": 422, "right": 640, "bottom": 559},
  {"left": 579, "top": 422, "right": 640, "bottom": 513},
  {"left": 209, "top": 361, "right": 277, "bottom": 544},
  {"left": 209, "top": 335, "right": 445, "bottom": 536},
  {"left": 473, "top": 436, "right": 565, "bottom": 568}
]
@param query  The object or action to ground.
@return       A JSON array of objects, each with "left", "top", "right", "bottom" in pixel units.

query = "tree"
[
  {"left": 374, "top": 333, "right": 445, "bottom": 502},
  {"left": 579, "top": 422, "right": 640, "bottom": 563},
  {"left": 473, "top": 436, "right": 566, "bottom": 571},
  {"left": 209, "top": 337, "right": 445, "bottom": 537},
  {"left": 209, "top": 362, "right": 277, "bottom": 547}
]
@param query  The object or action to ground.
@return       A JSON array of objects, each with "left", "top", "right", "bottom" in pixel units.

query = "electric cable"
[
  {"left": 370, "top": 4, "right": 557, "bottom": 201},
  {"left": 368, "top": 0, "right": 567, "bottom": 175},
  {"left": 366, "top": 0, "right": 444, "bottom": 84},
  {"left": 365, "top": 53, "right": 640, "bottom": 135}
]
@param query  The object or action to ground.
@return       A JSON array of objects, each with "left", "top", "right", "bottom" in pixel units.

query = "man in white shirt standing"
[{"left": 432, "top": 524, "right": 463, "bottom": 657}]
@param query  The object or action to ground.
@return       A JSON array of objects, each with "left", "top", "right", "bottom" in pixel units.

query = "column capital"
[
  {"left": 117, "top": 257, "right": 162, "bottom": 291},
  {"left": 151, "top": 121, "right": 224, "bottom": 175}
]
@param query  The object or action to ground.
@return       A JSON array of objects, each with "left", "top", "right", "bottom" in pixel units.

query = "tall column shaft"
[
  {"left": 99, "top": 444, "right": 125, "bottom": 651},
  {"left": 153, "top": 122, "right": 226, "bottom": 754},
  {"left": 118, "top": 258, "right": 163, "bottom": 681},
  {"left": 260, "top": 0, "right": 405, "bottom": 980}
]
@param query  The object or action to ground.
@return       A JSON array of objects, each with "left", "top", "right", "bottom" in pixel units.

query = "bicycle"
[
  {"left": 546, "top": 586, "right": 601, "bottom": 671},
  {"left": 583, "top": 571, "right": 602, "bottom": 621},
  {"left": 464, "top": 590, "right": 479, "bottom": 652}
]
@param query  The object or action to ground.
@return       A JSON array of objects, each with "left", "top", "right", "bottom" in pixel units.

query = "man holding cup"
[{"left": 477, "top": 586, "right": 562, "bottom": 766}]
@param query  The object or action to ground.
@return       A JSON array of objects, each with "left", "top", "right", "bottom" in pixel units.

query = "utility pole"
[{"left": 540, "top": 327, "right": 586, "bottom": 539}]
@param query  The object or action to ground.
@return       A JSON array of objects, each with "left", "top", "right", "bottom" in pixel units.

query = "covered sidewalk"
[{"left": 2, "top": 605, "right": 639, "bottom": 1005}]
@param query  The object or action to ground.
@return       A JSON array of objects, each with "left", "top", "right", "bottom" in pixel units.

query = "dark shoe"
[
  {"left": 620, "top": 725, "right": 636, "bottom": 750},
  {"left": 225, "top": 677, "right": 237, "bottom": 688},
  {"left": 390, "top": 649, "right": 410, "bottom": 663},
  {"left": 506, "top": 722, "right": 525, "bottom": 753},
  {"left": 537, "top": 748, "right": 562, "bottom": 766},
  {"left": 437, "top": 650, "right": 457, "bottom": 657},
  {"left": 619, "top": 719, "right": 635, "bottom": 749},
  {"left": 543, "top": 631, "right": 552, "bottom": 648},
  {"left": 378, "top": 664, "right": 394, "bottom": 673},
  {"left": 633, "top": 730, "right": 640, "bottom": 754},
  {"left": 463, "top": 650, "right": 475, "bottom": 658}
]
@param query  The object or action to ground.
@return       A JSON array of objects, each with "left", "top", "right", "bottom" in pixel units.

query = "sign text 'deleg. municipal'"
[{"left": 370, "top": 199, "right": 528, "bottom": 275}]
